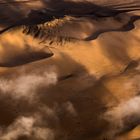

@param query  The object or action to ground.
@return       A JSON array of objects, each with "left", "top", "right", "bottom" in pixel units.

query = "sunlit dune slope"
[{"left": 0, "top": 0, "right": 140, "bottom": 140}]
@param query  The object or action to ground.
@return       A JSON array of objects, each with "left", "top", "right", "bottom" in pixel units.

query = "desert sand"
[{"left": 0, "top": 0, "right": 140, "bottom": 140}]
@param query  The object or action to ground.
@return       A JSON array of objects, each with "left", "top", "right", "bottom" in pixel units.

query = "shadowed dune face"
[
  {"left": 0, "top": 0, "right": 140, "bottom": 140},
  {"left": 0, "top": 0, "right": 43, "bottom": 27}
]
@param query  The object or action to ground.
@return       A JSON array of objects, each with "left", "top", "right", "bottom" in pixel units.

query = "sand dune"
[{"left": 0, "top": 0, "right": 140, "bottom": 140}]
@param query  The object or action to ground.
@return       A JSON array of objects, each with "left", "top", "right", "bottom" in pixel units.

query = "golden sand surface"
[{"left": 0, "top": 1, "right": 140, "bottom": 140}]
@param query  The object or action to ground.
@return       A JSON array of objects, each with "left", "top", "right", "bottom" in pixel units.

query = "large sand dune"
[{"left": 0, "top": 0, "right": 140, "bottom": 140}]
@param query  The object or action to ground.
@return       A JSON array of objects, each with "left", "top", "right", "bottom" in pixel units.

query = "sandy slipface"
[{"left": 0, "top": 0, "right": 140, "bottom": 140}]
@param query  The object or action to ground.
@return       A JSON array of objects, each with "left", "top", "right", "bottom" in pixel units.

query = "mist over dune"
[{"left": 0, "top": 0, "right": 140, "bottom": 140}]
